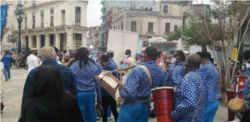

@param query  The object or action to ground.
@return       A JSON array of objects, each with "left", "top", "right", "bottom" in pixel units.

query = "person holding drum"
[
  {"left": 97, "top": 55, "right": 119, "bottom": 122},
  {"left": 167, "top": 50, "right": 185, "bottom": 86},
  {"left": 197, "top": 51, "right": 220, "bottom": 122},
  {"left": 170, "top": 54, "right": 208, "bottom": 122},
  {"left": 118, "top": 46, "right": 168, "bottom": 122}
]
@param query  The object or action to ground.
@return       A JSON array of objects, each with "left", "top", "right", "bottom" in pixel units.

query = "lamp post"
[{"left": 15, "top": 1, "right": 24, "bottom": 56}]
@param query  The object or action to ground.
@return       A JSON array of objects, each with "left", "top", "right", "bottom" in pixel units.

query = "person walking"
[
  {"left": 197, "top": 51, "right": 220, "bottom": 122},
  {"left": 19, "top": 65, "right": 83, "bottom": 122},
  {"left": 70, "top": 47, "right": 101, "bottom": 122},
  {"left": 22, "top": 46, "right": 77, "bottom": 109},
  {"left": 170, "top": 54, "right": 208, "bottom": 122},
  {"left": 1, "top": 60, "right": 5, "bottom": 112},
  {"left": 118, "top": 46, "right": 168, "bottom": 122},
  {"left": 2, "top": 51, "right": 14, "bottom": 81},
  {"left": 27, "top": 48, "right": 39, "bottom": 73},
  {"left": 97, "top": 55, "right": 119, "bottom": 122}
]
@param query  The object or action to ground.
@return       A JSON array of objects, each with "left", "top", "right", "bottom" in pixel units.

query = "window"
[
  {"left": 131, "top": 21, "right": 136, "bottom": 31},
  {"left": 40, "top": 10, "right": 44, "bottom": 27},
  {"left": 121, "top": 21, "right": 123, "bottom": 30},
  {"left": 75, "top": 7, "right": 81, "bottom": 26},
  {"left": 163, "top": 5, "right": 168, "bottom": 13},
  {"left": 174, "top": 25, "right": 178, "bottom": 31},
  {"left": 148, "top": 22, "right": 153, "bottom": 32},
  {"left": 165, "top": 23, "right": 170, "bottom": 34},
  {"left": 24, "top": 16, "right": 27, "bottom": 29},
  {"left": 32, "top": 15, "right": 35, "bottom": 29},
  {"left": 61, "top": 10, "right": 66, "bottom": 25},
  {"left": 50, "top": 8, "right": 54, "bottom": 27}
]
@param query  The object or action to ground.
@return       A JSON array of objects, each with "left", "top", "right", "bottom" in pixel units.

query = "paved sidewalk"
[{"left": 1, "top": 68, "right": 229, "bottom": 122}]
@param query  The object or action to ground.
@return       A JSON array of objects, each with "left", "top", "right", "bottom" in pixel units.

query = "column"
[
  {"left": 67, "top": 31, "right": 74, "bottom": 50},
  {"left": 45, "top": 34, "right": 50, "bottom": 46},
  {"left": 36, "top": 35, "right": 41, "bottom": 50},
  {"left": 28, "top": 35, "right": 33, "bottom": 48},
  {"left": 21, "top": 36, "right": 26, "bottom": 47},
  {"left": 55, "top": 33, "right": 60, "bottom": 49},
  {"left": 81, "top": 32, "right": 87, "bottom": 47}
]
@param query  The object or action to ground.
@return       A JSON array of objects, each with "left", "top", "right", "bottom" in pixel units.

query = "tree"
[
  {"left": 167, "top": 1, "right": 250, "bottom": 104},
  {"left": 5, "top": 24, "right": 18, "bottom": 45}
]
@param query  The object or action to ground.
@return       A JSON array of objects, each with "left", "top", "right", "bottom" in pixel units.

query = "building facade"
[
  {"left": 87, "top": 26, "right": 101, "bottom": 52},
  {"left": 112, "top": 1, "right": 183, "bottom": 48},
  {"left": 103, "top": 0, "right": 154, "bottom": 14},
  {"left": 20, "top": 0, "right": 88, "bottom": 51}
]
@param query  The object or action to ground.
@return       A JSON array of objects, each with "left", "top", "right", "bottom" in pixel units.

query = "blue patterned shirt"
[
  {"left": 120, "top": 61, "right": 168, "bottom": 105},
  {"left": 243, "top": 68, "right": 250, "bottom": 76},
  {"left": 168, "top": 62, "right": 185, "bottom": 86},
  {"left": 171, "top": 69, "right": 208, "bottom": 122},
  {"left": 199, "top": 61, "right": 221, "bottom": 102},
  {"left": 240, "top": 77, "right": 250, "bottom": 107},
  {"left": 70, "top": 60, "right": 101, "bottom": 100}
]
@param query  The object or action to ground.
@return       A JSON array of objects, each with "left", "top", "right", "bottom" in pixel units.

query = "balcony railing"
[{"left": 146, "top": 31, "right": 155, "bottom": 36}]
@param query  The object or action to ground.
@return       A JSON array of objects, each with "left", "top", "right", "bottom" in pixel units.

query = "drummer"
[
  {"left": 118, "top": 46, "right": 168, "bottom": 122},
  {"left": 197, "top": 51, "right": 220, "bottom": 122},
  {"left": 236, "top": 51, "right": 250, "bottom": 110},
  {"left": 97, "top": 55, "right": 119, "bottom": 122},
  {"left": 167, "top": 50, "right": 185, "bottom": 86},
  {"left": 170, "top": 54, "right": 208, "bottom": 122}
]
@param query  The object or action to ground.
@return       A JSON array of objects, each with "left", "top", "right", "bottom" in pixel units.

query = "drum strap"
[
  {"left": 191, "top": 74, "right": 203, "bottom": 122},
  {"left": 139, "top": 65, "right": 152, "bottom": 87}
]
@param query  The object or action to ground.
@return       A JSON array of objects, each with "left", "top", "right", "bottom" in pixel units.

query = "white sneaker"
[
  {"left": 97, "top": 117, "right": 100, "bottom": 121},
  {"left": 107, "top": 116, "right": 114, "bottom": 121}
]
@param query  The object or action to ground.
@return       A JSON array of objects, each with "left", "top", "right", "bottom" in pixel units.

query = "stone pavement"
[{"left": 1, "top": 68, "right": 229, "bottom": 122}]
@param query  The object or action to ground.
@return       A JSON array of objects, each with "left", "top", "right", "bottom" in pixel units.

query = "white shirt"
[{"left": 27, "top": 54, "right": 39, "bottom": 73}]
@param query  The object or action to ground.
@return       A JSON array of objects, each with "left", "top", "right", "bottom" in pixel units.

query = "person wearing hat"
[
  {"left": 135, "top": 53, "right": 143, "bottom": 65},
  {"left": 107, "top": 50, "right": 118, "bottom": 70},
  {"left": 27, "top": 48, "right": 39, "bottom": 73},
  {"left": 97, "top": 54, "right": 119, "bottom": 122}
]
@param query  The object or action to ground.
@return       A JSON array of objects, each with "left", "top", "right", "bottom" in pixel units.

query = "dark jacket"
[
  {"left": 21, "top": 59, "right": 77, "bottom": 109},
  {"left": 19, "top": 92, "right": 83, "bottom": 122}
]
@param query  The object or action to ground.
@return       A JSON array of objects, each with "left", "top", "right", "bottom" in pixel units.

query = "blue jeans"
[
  {"left": 107, "top": 106, "right": 111, "bottom": 118},
  {"left": 203, "top": 100, "right": 220, "bottom": 122},
  {"left": 117, "top": 104, "right": 149, "bottom": 122},
  {"left": 78, "top": 92, "right": 96, "bottom": 122},
  {"left": 4, "top": 66, "right": 10, "bottom": 81}
]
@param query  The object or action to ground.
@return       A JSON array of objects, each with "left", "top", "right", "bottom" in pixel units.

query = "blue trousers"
[
  {"left": 203, "top": 100, "right": 220, "bottom": 122},
  {"left": 117, "top": 104, "right": 149, "bottom": 122},
  {"left": 107, "top": 106, "right": 111, "bottom": 117},
  {"left": 4, "top": 66, "right": 10, "bottom": 81},
  {"left": 78, "top": 92, "right": 96, "bottom": 122}
]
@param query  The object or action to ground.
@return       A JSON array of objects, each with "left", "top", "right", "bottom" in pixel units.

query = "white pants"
[{"left": 0, "top": 70, "right": 5, "bottom": 103}]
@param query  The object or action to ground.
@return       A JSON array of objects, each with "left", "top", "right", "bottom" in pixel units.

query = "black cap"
[{"left": 101, "top": 55, "right": 109, "bottom": 62}]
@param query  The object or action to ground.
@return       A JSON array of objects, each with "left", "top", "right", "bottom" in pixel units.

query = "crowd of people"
[{"left": 1, "top": 45, "right": 250, "bottom": 122}]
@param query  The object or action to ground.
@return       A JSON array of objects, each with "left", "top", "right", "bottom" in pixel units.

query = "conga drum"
[
  {"left": 228, "top": 98, "right": 246, "bottom": 113},
  {"left": 227, "top": 89, "right": 235, "bottom": 121},
  {"left": 152, "top": 87, "right": 174, "bottom": 122}
]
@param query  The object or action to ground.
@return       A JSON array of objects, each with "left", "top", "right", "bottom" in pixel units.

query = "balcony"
[
  {"left": 101, "top": 14, "right": 106, "bottom": 20},
  {"left": 146, "top": 31, "right": 156, "bottom": 37},
  {"left": 101, "top": 6, "right": 106, "bottom": 12}
]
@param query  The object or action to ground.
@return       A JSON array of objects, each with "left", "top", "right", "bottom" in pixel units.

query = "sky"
[{"left": 87, "top": 0, "right": 102, "bottom": 27}]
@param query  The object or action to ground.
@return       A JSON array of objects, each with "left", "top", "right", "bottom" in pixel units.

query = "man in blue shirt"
[
  {"left": 22, "top": 46, "right": 76, "bottom": 109},
  {"left": 170, "top": 54, "right": 208, "bottom": 122},
  {"left": 168, "top": 50, "right": 185, "bottom": 86},
  {"left": 118, "top": 46, "right": 168, "bottom": 122},
  {"left": 2, "top": 51, "right": 14, "bottom": 81},
  {"left": 97, "top": 55, "right": 118, "bottom": 122},
  {"left": 197, "top": 51, "right": 220, "bottom": 122},
  {"left": 107, "top": 50, "right": 118, "bottom": 69}
]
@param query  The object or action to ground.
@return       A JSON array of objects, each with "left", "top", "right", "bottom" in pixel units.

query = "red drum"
[{"left": 152, "top": 87, "right": 174, "bottom": 122}]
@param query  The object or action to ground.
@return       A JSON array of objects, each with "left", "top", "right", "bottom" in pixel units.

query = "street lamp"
[{"left": 15, "top": 1, "right": 24, "bottom": 56}]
